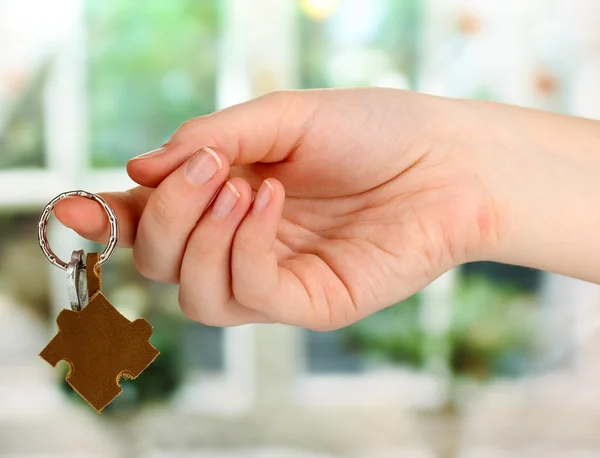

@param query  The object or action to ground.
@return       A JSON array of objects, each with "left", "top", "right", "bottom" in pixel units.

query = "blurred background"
[{"left": 1, "top": 0, "right": 600, "bottom": 457}]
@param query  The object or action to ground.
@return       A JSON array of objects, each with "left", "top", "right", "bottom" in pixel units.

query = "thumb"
[
  {"left": 53, "top": 187, "right": 151, "bottom": 248},
  {"left": 126, "top": 90, "right": 318, "bottom": 189}
]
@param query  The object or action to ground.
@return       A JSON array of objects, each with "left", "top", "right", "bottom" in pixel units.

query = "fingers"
[
  {"left": 230, "top": 179, "right": 316, "bottom": 327},
  {"left": 133, "top": 147, "right": 230, "bottom": 284},
  {"left": 54, "top": 187, "right": 152, "bottom": 248},
  {"left": 126, "top": 91, "right": 319, "bottom": 188},
  {"left": 178, "top": 178, "right": 271, "bottom": 326}
]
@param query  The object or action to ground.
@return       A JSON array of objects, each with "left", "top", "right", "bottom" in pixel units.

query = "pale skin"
[{"left": 55, "top": 88, "right": 600, "bottom": 330}]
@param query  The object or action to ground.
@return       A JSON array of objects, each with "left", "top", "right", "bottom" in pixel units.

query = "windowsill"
[
  {"left": 293, "top": 368, "right": 447, "bottom": 410},
  {"left": 0, "top": 168, "right": 135, "bottom": 207},
  {"left": 171, "top": 371, "right": 254, "bottom": 415}
]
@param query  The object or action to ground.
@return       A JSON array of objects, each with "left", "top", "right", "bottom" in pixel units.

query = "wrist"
[{"left": 471, "top": 100, "right": 600, "bottom": 282}]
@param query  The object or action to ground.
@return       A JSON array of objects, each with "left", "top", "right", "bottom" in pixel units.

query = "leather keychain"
[{"left": 37, "top": 191, "right": 159, "bottom": 413}]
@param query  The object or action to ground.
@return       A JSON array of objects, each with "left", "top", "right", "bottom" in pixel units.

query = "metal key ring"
[
  {"left": 66, "top": 249, "right": 88, "bottom": 311},
  {"left": 38, "top": 190, "right": 119, "bottom": 271}
]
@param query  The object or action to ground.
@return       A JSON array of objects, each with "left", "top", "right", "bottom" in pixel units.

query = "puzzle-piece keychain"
[{"left": 37, "top": 191, "right": 159, "bottom": 413}]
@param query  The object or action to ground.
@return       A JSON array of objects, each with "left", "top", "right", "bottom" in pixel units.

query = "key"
[{"left": 38, "top": 191, "right": 160, "bottom": 413}]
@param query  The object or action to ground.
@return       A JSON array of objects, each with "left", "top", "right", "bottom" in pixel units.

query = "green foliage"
[
  {"left": 87, "top": 0, "right": 219, "bottom": 167},
  {"left": 344, "top": 294, "right": 425, "bottom": 367},
  {"left": 343, "top": 275, "right": 538, "bottom": 380},
  {"left": 472, "top": 87, "right": 498, "bottom": 102},
  {"left": 449, "top": 277, "right": 538, "bottom": 379},
  {"left": 299, "top": 0, "right": 421, "bottom": 89},
  {"left": 378, "top": 0, "right": 422, "bottom": 87},
  {"left": 462, "top": 262, "right": 541, "bottom": 292}
]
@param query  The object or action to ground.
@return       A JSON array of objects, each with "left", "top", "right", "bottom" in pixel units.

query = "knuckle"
[
  {"left": 178, "top": 291, "right": 201, "bottom": 322},
  {"left": 171, "top": 116, "right": 211, "bottom": 142},
  {"left": 178, "top": 118, "right": 197, "bottom": 132},
  {"left": 132, "top": 250, "right": 153, "bottom": 280},
  {"left": 132, "top": 249, "right": 178, "bottom": 284},
  {"left": 186, "top": 232, "right": 214, "bottom": 259},
  {"left": 232, "top": 233, "right": 254, "bottom": 256},
  {"left": 149, "top": 192, "right": 182, "bottom": 229},
  {"left": 178, "top": 291, "right": 226, "bottom": 327},
  {"left": 177, "top": 117, "right": 203, "bottom": 134},
  {"left": 231, "top": 280, "right": 264, "bottom": 309}
]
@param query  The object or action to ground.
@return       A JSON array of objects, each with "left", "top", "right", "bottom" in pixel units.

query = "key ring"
[
  {"left": 38, "top": 190, "right": 119, "bottom": 271},
  {"left": 66, "top": 249, "right": 88, "bottom": 311}
]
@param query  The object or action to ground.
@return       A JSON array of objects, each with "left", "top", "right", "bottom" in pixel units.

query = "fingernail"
[
  {"left": 211, "top": 182, "right": 240, "bottom": 219},
  {"left": 185, "top": 147, "right": 222, "bottom": 185},
  {"left": 253, "top": 180, "right": 274, "bottom": 213},
  {"left": 130, "top": 147, "right": 168, "bottom": 161}
]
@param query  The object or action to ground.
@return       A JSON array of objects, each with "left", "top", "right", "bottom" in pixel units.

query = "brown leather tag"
[
  {"left": 39, "top": 253, "right": 159, "bottom": 413},
  {"left": 86, "top": 252, "right": 102, "bottom": 298}
]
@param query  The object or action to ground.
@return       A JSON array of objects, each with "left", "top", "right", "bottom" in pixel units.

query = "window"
[
  {"left": 298, "top": 0, "right": 431, "bottom": 401},
  {"left": 304, "top": 328, "right": 364, "bottom": 374},
  {"left": 82, "top": 0, "right": 229, "bottom": 410},
  {"left": 0, "top": 0, "right": 235, "bottom": 417},
  {"left": 0, "top": 70, "right": 46, "bottom": 169},
  {"left": 2, "top": 1, "right": 599, "bottom": 455},
  {"left": 296, "top": 1, "right": 559, "bottom": 409},
  {"left": 86, "top": 0, "right": 220, "bottom": 167},
  {"left": 299, "top": 0, "right": 421, "bottom": 89},
  {"left": 304, "top": 295, "right": 423, "bottom": 375},
  {"left": 0, "top": 212, "right": 50, "bottom": 317},
  {"left": 454, "top": 263, "right": 543, "bottom": 378}
]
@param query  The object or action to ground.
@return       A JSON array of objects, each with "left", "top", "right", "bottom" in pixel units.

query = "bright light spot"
[{"left": 300, "top": 0, "right": 342, "bottom": 21}]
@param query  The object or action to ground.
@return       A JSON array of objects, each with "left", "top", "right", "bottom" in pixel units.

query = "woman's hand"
[{"left": 55, "top": 88, "right": 600, "bottom": 329}]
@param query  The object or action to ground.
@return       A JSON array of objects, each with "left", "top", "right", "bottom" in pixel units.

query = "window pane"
[
  {"left": 453, "top": 264, "right": 543, "bottom": 378},
  {"left": 86, "top": 0, "right": 220, "bottom": 167},
  {"left": 182, "top": 321, "right": 224, "bottom": 372},
  {"left": 304, "top": 294, "right": 422, "bottom": 374},
  {"left": 461, "top": 262, "right": 542, "bottom": 293},
  {"left": 305, "top": 328, "right": 365, "bottom": 373},
  {"left": 304, "top": 264, "right": 545, "bottom": 380},
  {"left": 0, "top": 72, "right": 46, "bottom": 169},
  {"left": 299, "top": 0, "right": 421, "bottom": 89},
  {"left": 0, "top": 212, "right": 50, "bottom": 316}
]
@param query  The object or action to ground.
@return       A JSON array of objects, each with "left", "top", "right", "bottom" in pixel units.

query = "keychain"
[{"left": 37, "top": 190, "right": 159, "bottom": 413}]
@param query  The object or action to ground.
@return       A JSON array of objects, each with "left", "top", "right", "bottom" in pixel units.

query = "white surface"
[
  {"left": 460, "top": 449, "right": 600, "bottom": 458},
  {"left": 143, "top": 450, "right": 335, "bottom": 458},
  {"left": 294, "top": 370, "right": 446, "bottom": 409}
]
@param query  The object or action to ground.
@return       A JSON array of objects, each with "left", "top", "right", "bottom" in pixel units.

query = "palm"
[{"left": 233, "top": 89, "right": 495, "bottom": 328}]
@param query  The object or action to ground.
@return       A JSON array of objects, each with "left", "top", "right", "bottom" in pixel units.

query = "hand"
[
  {"left": 55, "top": 88, "right": 500, "bottom": 329},
  {"left": 55, "top": 88, "right": 600, "bottom": 329}
]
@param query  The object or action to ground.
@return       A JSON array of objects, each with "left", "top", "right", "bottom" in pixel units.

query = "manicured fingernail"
[
  {"left": 253, "top": 180, "right": 274, "bottom": 213},
  {"left": 211, "top": 182, "right": 240, "bottom": 219},
  {"left": 130, "top": 147, "right": 168, "bottom": 161},
  {"left": 185, "top": 147, "right": 222, "bottom": 185}
]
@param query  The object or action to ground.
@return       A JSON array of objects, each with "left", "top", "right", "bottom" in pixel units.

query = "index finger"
[{"left": 125, "top": 90, "right": 319, "bottom": 188}]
